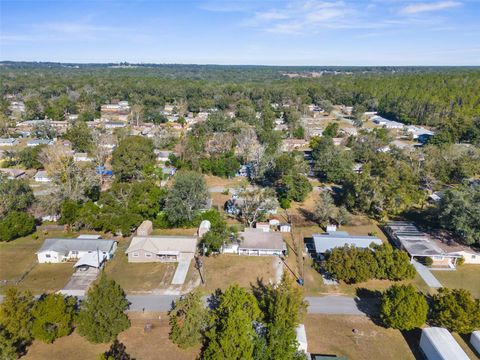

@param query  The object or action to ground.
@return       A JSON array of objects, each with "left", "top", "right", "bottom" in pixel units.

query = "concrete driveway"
[
  {"left": 412, "top": 260, "right": 442, "bottom": 288},
  {"left": 59, "top": 267, "right": 99, "bottom": 296}
]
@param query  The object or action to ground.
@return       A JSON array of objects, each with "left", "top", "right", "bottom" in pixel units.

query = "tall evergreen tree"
[
  {"left": 203, "top": 285, "right": 261, "bottom": 360},
  {"left": 77, "top": 273, "right": 130, "bottom": 343},
  {"left": 99, "top": 339, "right": 134, "bottom": 360},
  {"left": 0, "top": 288, "right": 34, "bottom": 348},
  {"left": 31, "top": 293, "right": 77, "bottom": 343},
  {"left": 254, "top": 276, "right": 308, "bottom": 360},
  {"left": 169, "top": 291, "right": 208, "bottom": 349}
]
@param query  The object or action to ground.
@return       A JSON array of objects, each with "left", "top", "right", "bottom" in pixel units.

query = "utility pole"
[{"left": 194, "top": 256, "right": 205, "bottom": 284}]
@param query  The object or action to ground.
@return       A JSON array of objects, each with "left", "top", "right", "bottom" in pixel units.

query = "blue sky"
[{"left": 1, "top": 0, "right": 479, "bottom": 65}]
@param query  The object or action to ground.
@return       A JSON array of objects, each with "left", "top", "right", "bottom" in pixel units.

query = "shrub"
[{"left": 0, "top": 211, "right": 36, "bottom": 242}]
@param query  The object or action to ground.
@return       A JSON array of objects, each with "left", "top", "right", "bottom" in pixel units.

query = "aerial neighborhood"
[{"left": 0, "top": 64, "right": 478, "bottom": 360}]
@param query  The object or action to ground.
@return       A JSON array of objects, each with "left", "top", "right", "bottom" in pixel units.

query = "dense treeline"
[{"left": 1, "top": 66, "right": 479, "bottom": 140}]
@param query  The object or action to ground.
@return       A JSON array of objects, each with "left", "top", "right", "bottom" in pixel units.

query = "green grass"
[
  {"left": 16, "top": 263, "right": 75, "bottom": 294},
  {"left": 432, "top": 265, "right": 480, "bottom": 298},
  {"left": 104, "top": 243, "right": 176, "bottom": 293}
]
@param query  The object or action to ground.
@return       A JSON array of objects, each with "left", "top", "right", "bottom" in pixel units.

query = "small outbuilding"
[
  {"left": 471, "top": 331, "right": 480, "bottom": 354},
  {"left": 198, "top": 220, "right": 211, "bottom": 238},
  {"left": 420, "top": 327, "right": 470, "bottom": 360},
  {"left": 136, "top": 220, "right": 153, "bottom": 237}
]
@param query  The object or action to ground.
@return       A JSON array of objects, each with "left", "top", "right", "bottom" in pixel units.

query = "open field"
[
  {"left": 104, "top": 245, "right": 176, "bottom": 293},
  {"left": 304, "top": 314, "right": 417, "bottom": 359},
  {"left": 22, "top": 312, "right": 199, "bottom": 360},
  {"left": 432, "top": 265, "right": 480, "bottom": 298},
  {"left": 187, "top": 254, "right": 281, "bottom": 292}
]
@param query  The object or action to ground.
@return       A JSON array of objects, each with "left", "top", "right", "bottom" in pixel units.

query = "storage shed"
[
  {"left": 471, "top": 331, "right": 480, "bottom": 354},
  {"left": 420, "top": 327, "right": 470, "bottom": 360}
]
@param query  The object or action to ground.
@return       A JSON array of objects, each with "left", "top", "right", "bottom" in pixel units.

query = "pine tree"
[
  {"left": 0, "top": 288, "right": 34, "bottom": 346},
  {"left": 430, "top": 288, "right": 480, "bottom": 333},
  {"left": 380, "top": 284, "right": 428, "bottom": 330},
  {"left": 98, "top": 339, "right": 134, "bottom": 360},
  {"left": 31, "top": 293, "right": 77, "bottom": 343},
  {"left": 77, "top": 273, "right": 130, "bottom": 343},
  {"left": 255, "top": 275, "right": 308, "bottom": 360},
  {"left": 202, "top": 285, "right": 261, "bottom": 360},
  {"left": 169, "top": 291, "right": 208, "bottom": 349}
]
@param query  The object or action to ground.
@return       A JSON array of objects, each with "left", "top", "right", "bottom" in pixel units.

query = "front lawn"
[
  {"left": 432, "top": 265, "right": 480, "bottom": 298},
  {"left": 16, "top": 263, "right": 74, "bottom": 294}
]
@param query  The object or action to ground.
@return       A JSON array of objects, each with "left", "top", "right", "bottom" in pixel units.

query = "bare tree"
[
  {"left": 206, "top": 132, "right": 233, "bottom": 155},
  {"left": 129, "top": 104, "right": 144, "bottom": 127},
  {"left": 236, "top": 186, "right": 278, "bottom": 227}
]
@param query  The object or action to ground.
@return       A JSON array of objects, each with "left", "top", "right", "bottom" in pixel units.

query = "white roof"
[
  {"left": 74, "top": 251, "right": 107, "bottom": 268},
  {"left": 313, "top": 231, "right": 382, "bottom": 253},
  {"left": 421, "top": 327, "right": 470, "bottom": 360},
  {"left": 77, "top": 234, "right": 102, "bottom": 239},
  {"left": 295, "top": 324, "right": 308, "bottom": 353}
]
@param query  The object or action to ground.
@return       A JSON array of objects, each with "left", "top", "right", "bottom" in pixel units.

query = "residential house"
[
  {"left": 372, "top": 116, "right": 404, "bottom": 129},
  {"left": 155, "top": 150, "right": 173, "bottom": 162},
  {"left": 384, "top": 221, "right": 462, "bottom": 268},
  {"left": 279, "top": 224, "right": 292, "bottom": 233},
  {"left": 125, "top": 235, "right": 197, "bottom": 262},
  {"left": 312, "top": 231, "right": 382, "bottom": 256},
  {"left": 27, "top": 139, "right": 54, "bottom": 147},
  {"left": 34, "top": 170, "right": 51, "bottom": 182},
  {"left": 0, "top": 138, "right": 19, "bottom": 147},
  {"left": 237, "top": 228, "right": 285, "bottom": 256},
  {"left": 281, "top": 139, "right": 309, "bottom": 152},
  {"left": 0, "top": 168, "right": 25, "bottom": 179},
  {"left": 104, "top": 121, "right": 127, "bottom": 129},
  {"left": 37, "top": 236, "right": 117, "bottom": 264},
  {"left": 73, "top": 152, "right": 93, "bottom": 162},
  {"left": 420, "top": 327, "right": 470, "bottom": 360}
]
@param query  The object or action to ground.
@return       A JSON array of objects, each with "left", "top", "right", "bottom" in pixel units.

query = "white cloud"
[{"left": 400, "top": 1, "right": 461, "bottom": 15}]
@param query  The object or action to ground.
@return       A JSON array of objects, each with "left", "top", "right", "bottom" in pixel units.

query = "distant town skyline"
[{"left": 1, "top": 0, "right": 479, "bottom": 66}]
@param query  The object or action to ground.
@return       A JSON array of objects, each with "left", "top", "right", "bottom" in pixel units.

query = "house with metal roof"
[
  {"left": 125, "top": 235, "right": 197, "bottom": 262},
  {"left": 420, "top": 327, "right": 470, "bottom": 360},
  {"left": 37, "top": 236, "right": 117, "bottom": 264},
  {"left": 312, "top": 231, "right": 382, "bottom": 255},
  {"left": 0, "top": 138, "right": 19, "bottom": 147}
]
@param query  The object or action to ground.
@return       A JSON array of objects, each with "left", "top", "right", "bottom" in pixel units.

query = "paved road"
[
  {"left": 412, "top": 260, "right": 442, "bottom": 288},
  {"left": 0, "top": 293, "right": 376, "bottom": 315}
]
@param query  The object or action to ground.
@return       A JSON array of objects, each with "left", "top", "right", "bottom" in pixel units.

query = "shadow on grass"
[
  {"left": 354, "top": 287, "right": 382, "bottom": 324},
  {"left": 401, "top": 328, "right": 424, "bottom": 360}
]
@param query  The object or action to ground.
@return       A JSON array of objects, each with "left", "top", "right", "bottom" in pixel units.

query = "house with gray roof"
[
  {"left": 312, "top": 231, "right": 382, "bottom": 255},
  {"left": 36, "top": 236, "right": 117, "bottom": 264},
  {"left": 125, "top": 235, "right": 197, "bottom": 262},
  {"left": 238, "top": 228, "right": 285, "bottom": 256},
  {"left": 0, "top": 138, "right": 19, "bottom": 147}
]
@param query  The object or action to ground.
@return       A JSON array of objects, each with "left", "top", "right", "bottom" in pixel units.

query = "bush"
[
  {"left": 279, "top": 198, "right": 291, "bottom": 209},
  {"left": 0, "top": 211, "right": 36, "bottom": 242},
  {"left": 424, "top": 257, "right": 433, "bottom": 266},
  {"left": 380, "top": 285, "right": 428, "bottom": 330}
]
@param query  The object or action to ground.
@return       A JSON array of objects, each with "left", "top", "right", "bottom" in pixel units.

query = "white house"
[
  {"left": 237, "top": 228, "right": 285, "bottom": 256},
  {"left": 34, "top": 170, "right": 51, "bottom": 182},
  {"left": 73, "top": 152, "right": 93, "bottom": 162},
  {"left": 37, "top": 236, "right": 117, "bottom": 264},
  {"left": 312, "top": 231, "right": 382, "bottom": 255},
  {"left": 420, "top": 327, "right": 470, "bottom": 360},
  {"left": 27, "top": 139, "right": 54, "bottom": 147},
  {"left": 0, "top": 138, "right": 19, "bottom": 147},
  {"left": 279, "top": 224, "right": 292, "bottom": 233},
  {"left": 125, "top": 235, "right": 197, "bottom": 263}
]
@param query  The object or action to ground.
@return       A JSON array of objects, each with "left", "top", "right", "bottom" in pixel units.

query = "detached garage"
[{"left": 420, "top": 327, "right": 470, "bottom": 360}]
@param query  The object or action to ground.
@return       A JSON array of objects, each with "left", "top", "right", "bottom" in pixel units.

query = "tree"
[
  {"left": 313, "top": 191, "right": 336, "bottom": 226},
  {"left": 31, "top": 293, "right": 77, "bottom": 343},
  {"left": 310, "top": 136, "right": 353, "bottom": 183},
  {"left": 371, "top": 243, "right": 415, "bottom": 281},
  {"left": 430, "top": 288, "right": 480, "bottom": 333},
  {"left": 0, "top": 211, "right": 36, "bottom": 242},
  {"left": 64, "top": 121, "right": 93, "bottom": 152},
  {"left": 324, "top": 246, "right": 375, "bottom": 284},
  {"left": 169, "top": 291, "right": 208, "bottom": 349},
  {"left": 164, "top": 171, "right": 209, "bottom": 226},
  {"left": 18, "top": 145, "right": 45, "bottom": 169},
  {"left": 437, "top": 185, "right": 480, "bottom": 245},
  {"left": 236, "top": 187, "right": 278, "bottom": 227},
  {"left": 0, "top": 288, "right": 34, "bottom": 350},
  {"left": 203, "top": 285, "right": 261, "bottom": 360},
  {"left": 99, "top": 339, "right": 134, "bottom": 360},
  {"left": 0, "top": 177, "right": 35, "bottom": 217},
  {"left": 322, "top": 122, "right": 339, "bottom": 138},
  {"left": 380, "top": 284, "right": 428, "bottom": 330},
  {"left": 77, "top": 273, "right": 130, "bottom": 343},
  {"left": 254, "top": 276, "right": 308, "bottom": 360},
  {"left": 111, "top": 136, "right": 156, "bottom": 182},
  {"left": 0, "top": 326, "right": 18, "bottom": 360},
  {"left": 278, "top": 173, "right": 312, "bottom": 202}
]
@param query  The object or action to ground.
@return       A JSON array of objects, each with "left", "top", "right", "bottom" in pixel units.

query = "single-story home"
[
  {"left": 34, "top": 170, "right": 51, "bottom": 182},
  {"left": 312, "top": 231, "right": 382, "bottom": 255},
  {"left": 0, "top": 168, "right": 26, "bottom": 179},
  {"left": 73, "top": 152, "right": 93, "bottom": 162},
  {"left": 420, "top": 327, "right": 470, "bottom": 360},
  {"left": 37, "top": 236, "right": 117, "bottom": 264},
  {"left": 238, "top": 228, "right": 285, "bottom": 256},
  {"left": 0, "top": 138, "right": 19, "bottom": 147},
  {"left": 27, "top": 139, "right": 54, "bottom": 147},
  {"left": 125, "top": 235, "right": 197, "bottom": 262}
]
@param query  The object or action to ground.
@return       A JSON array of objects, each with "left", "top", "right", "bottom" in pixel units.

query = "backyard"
[{"left": 432, "top": 265, "right": 480, "bottom": 298}]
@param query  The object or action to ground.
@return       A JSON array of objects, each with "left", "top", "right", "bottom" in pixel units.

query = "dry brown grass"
[
  {"left": 16, "top": 263, "right": 74, "bottom": 294},
  {"left": 204, "top": 175, "right": 247, "bottom": 188},
  {"left": 304, "top": 314, "right": 417, "bottom": 359}
]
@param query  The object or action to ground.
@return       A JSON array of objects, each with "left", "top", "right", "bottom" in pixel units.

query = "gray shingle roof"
[{"left": 37, "top": 238, "right": 116, "bottom": 254}]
